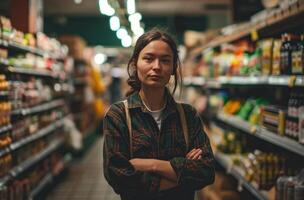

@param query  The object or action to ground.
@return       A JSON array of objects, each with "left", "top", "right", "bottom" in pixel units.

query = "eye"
[
  {"left": 143, "top": 57, "right": 153, "bottom": 62},
  {"left": 161, "top": 59, "right": 171, "bottom": 64}
]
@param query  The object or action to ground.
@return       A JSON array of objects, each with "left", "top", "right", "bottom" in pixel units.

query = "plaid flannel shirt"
[{"left": 103, "top": 90, "right": 215, "bottom": 200}]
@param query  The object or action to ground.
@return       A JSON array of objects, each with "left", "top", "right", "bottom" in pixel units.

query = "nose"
[{"left": 152, "top": 59, "right": 161, "bottom": 70}]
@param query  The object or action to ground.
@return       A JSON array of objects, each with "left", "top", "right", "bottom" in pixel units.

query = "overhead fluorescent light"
[
  {"left": 127, "top": 0, "right": 136, "bottom": 15},
  {"left": 116, "top": 28, "right": 128, "bottom": 39},
  {"left": 74, "top": 0, "right": 82, "bottom": 4},
  {"left": 128, "top": 12, "right": 142, "bottom": 23},
  {"left": 99, "top": 0, "right": 115, "bottom": 16},
  {"left": 121, "top": 35, "right": 132, "bottom": 47},
  {"left": 110, "top": 16, "right": 120, "bottom": 31},
  {"left": 94, "top": 53, "right": 107, "bottom": 65}
]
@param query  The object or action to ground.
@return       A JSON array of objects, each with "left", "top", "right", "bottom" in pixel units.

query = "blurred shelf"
[
  {"left": 7, "top": 66, "right": 54, "bottom": 78},
  {"left": 0, "top": 124, "right": 12, "bottom": 135},
  {"left": 10, "top": 138, "right": 64, "bottom": 178},
  {"left": 11, "top": 99, "right": 65, "bottom": 116},
  {"left": 0, "top": 39, "right": 64, "bottom": 61},
  {"left": 215, "top": 152, "right": 269, "bottom": 200},
  {"left": 183, "top": 76, "right": 304, "bottom": 88},
  {"left": 28, "top": 173, "right": 53, "bottom": 200},
  {"left": 28, "top": 153, "right": 72, "bottom": 199},
  {"left": 0, "top": 91, "right": 9, "bottom": 96},
  {"left": 194, "top": 1, "right": 304, "bottom": 52},
  {"left": 216, "top": 112, "right": 304, "bottom": 157},
  {"left": 10, "top": 119, "right": 64, "bottom": 151},
  {"left": 0, "top": 175, "right": 11, "bottom": 188},
  {"left": 0, "top": 147, "right": 10, "bottom": 158}
]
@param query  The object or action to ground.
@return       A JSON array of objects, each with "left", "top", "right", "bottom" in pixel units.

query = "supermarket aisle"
[{"left": 46, "top": 136, "right": 120, "bottom": 200}]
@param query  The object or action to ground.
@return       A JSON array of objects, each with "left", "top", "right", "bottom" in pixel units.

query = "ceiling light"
[
  {"left": 116, "top": 28, "right": 128, "bottom": 39},
  {"left": 94, "top": 53, "right": 107, "bottom": 65},
  {"left": 99, "top": 0, "right": 115, "bottom": 16},
  {"left": 128, "top": 13, "right": 142, "bottom": 22},
  {"left": 74, "top": 0, "right": 82, "bottom": 4},
  {"left": 110, "top": 16, "right": 120, "bottom": 31},
  {"left": 121, "top": 35, "right": 132, "bottom": 47},
  {"left": 127, "top": 0, "right": 136, "bottom": 15}
]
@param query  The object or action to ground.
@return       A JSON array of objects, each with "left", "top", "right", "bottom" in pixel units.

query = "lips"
[{"left": 149, "top": 75, "right": 162, "bottom": 79}]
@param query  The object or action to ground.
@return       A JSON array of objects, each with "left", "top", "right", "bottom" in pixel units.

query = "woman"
[{"left": 103, "top": 28, "right": 215, "bottom": 200}]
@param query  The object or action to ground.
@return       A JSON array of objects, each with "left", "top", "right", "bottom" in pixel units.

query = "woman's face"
[{"left": 136, "top": 40, "right": 174, "bottom": 90}]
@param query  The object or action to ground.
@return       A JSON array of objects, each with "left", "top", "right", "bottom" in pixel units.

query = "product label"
[{"left": 292, "top": 51, "right": 303, "bottom": 74}]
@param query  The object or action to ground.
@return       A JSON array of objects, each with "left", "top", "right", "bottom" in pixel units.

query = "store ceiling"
[{"left": 44, "top": 0, "right": 232, "bottom": 16}]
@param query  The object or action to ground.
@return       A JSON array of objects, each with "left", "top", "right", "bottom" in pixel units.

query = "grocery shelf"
[
  {"left": 10, "top": 138, "right": 64, "bottom": 178},
  {"left": 0, "top": 91, "right": 9, "bottom": 96},
  {"left": 0, "top": 39, "right": 64, "bottom": 61},
  {"left": 217, "top": 112, "right": 258, "bottom": 134},
  {"left": 215, "top": 152, "right": 269, "bottom": 200},
  {"left": 258, "top": 128, "right": 304, "bottom": 157},
  {"left": 196, "top": 1, "right": 304, "bottom": 52},
  {"left": 10, "top": 119, "right": 64, "bottom": 151},
  {"left": 7, "top": 66, "right": 55, "bottom": 78},
  {"left": 11, "top": 99, "right": 65, "bottom": 116},
  {"left": 28, "top": 153, "right": 72, "bottom": 200},
  {"left": 0, "top": 175, "right": 11, "bottom": 188},
  {"left": 28, "top": 173, "right": 53, "bottom": 200},
  {"left": 183, "top": 76, "right": 304, "bottom": 88},
  {"left": 183, "top": 77, "right": 206, "bottom": 87},
  {"left": 0, "top": 147, "right": 10, "bottom": 158},
  {"left": 268, "top": 75, "right": 304, "bottom": 87},
  {"left": 0, "top": 124, "right": 12, "bottom": 135},
  {"left": 216, "top": 112, "right": 304, "bottom": 157},
  {"left": 219, "top": 76, "right": 268, "bottom": 85}
]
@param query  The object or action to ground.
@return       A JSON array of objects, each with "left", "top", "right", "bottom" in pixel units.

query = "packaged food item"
[
  {"left": 272, "top": 39, "right": 282, "bottom": 75},
  {"left": 261, "top": 39, "right": 274, "bottom": 75},
  {"left": 0, "top": 16, "right": 13, "bottom": 40},
  {"left": 261, "top": 105, "right": 286, "bottom": 136},
  {"left": 291, "top": 35, "right": 303, "bottom": 75}
]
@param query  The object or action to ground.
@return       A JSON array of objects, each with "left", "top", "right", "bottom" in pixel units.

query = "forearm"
[{"left": 153, "top": 160, "right": 178, "bottom": 182}]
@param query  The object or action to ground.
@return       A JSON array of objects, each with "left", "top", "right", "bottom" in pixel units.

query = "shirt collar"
[{"left": 127, "top": 88, "right": 178, "bottom": 119}]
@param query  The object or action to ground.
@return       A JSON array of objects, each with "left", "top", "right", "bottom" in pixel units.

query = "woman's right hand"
[{"left": 186, "top": 148, "right": 202, "bottom": 160}]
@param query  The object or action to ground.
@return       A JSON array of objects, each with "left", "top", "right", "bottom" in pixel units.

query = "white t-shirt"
[{"left": 142, "top": 100, "right": 166, "bottom": 130}]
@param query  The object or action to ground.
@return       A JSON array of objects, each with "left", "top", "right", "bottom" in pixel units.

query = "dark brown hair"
[{"left": 126, "top": 27, "right": 182, "bottom": 97}]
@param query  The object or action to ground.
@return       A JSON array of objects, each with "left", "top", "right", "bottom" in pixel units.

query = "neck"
[{"left": 139, "top": 87, "right": 166, "bottom": 111}]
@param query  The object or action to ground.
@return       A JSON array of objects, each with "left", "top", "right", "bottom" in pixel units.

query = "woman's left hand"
[{"left": 129, "top": 158, "right": 156, "bottom": 172}]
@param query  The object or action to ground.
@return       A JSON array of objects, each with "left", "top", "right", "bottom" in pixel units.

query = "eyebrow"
[{"left": 143, "top": 53, "right": 172, "bottom": 58}]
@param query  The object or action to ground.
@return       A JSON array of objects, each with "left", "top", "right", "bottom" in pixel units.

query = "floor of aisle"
[{"left": 46, "top": 136, "right": 120, "bottom": 200}]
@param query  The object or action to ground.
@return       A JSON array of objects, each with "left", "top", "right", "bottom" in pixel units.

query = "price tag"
[
  {"left": 251, "top": 29, "right": 258, "bottom": 41},
  {"left": 250, "top": 126, "right": 257, "bottom": 134},
  {"left": 288, "top": 75, "right": 296, "bottom": 87}
]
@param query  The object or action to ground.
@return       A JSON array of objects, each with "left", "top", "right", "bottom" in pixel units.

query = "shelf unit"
[
  {"left": 10, "top": 138, "right": 64, "bottom": 178},
  {"left": 0, "top": 138, "right": 64, "bottom": 187},
  {"left": 11, "top": 99, "right": 65, "bottom": 116},
  {"left": 183, "top": 2, "right": 304, "bottom": 198},
  {"left": 10, "top": 117, "right": 66, "bottom": 151},
  {"left": 215, "top": 152, "right": 269, "bottom": 200},
  {"left": 189, "top": 1, "right": 304, "bottom": 58},
  {"left": 28, "top": 153, "right": 72, "bottom": 200},
  {"left": 0, "top": 39, "right": 64, "bottom": 60},
  {"left": 184, "top": 76, "right": 304, "bottom": 88},
  {"left": 0, "top": 29, "right": 71, "bottom": 200},
  {"left": 216, "top": 112, "right": 304, "bottom": 157}
]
